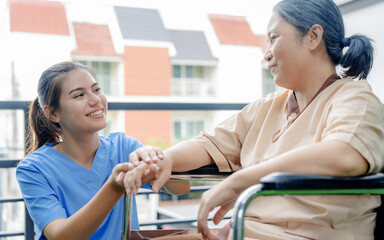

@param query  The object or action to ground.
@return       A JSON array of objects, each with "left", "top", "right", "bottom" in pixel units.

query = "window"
[
  {"left": 173, "top": 119, "right": 204, "bottom": 142},
  {"left": 262, "top": 68, "right": 276, "bottom": 95},
  {"left": 172, "top": 65, "right": 206, "bottom": 96},
  {"left": 79, "top": 61, "right": 112, "bottom": 95}
]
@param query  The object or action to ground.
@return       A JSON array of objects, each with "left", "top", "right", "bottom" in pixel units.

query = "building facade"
[{"left": 1, "top": 0, "right": 269, "bottom": 149}]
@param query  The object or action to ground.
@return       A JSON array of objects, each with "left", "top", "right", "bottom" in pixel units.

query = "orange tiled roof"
[
  {"left": 9, "top": 0, "right": 69, "bottom": 35},
  {"left": 71, "top": 23, "right": 120, "bottom": 57},
  {"left": 209, "top": 14, "right": 267, "bottom": 52}
]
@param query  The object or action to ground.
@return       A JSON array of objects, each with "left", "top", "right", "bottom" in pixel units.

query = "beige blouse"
[{"left": 195, "top": 76, "right": 384, "bottom": 240}]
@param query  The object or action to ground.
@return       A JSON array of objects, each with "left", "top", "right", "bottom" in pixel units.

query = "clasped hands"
[
  {"left": 114, "top": 146, "right": 242, "bottom": 240},
  {"left": 114, "top": 145, "right": 167, "bottom": 194}
]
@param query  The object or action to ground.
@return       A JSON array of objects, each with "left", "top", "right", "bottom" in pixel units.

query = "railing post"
[
  {"left": 23, "top": 106, "right": 34, "bottom": 240},
  {"left": 25, "top": 207, "right": 34, "bottom": 240}
]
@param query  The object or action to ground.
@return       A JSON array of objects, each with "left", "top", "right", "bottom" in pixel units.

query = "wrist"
[
  {"left": 107, "top": 176, "right": 125, "bottom": 194},
  {"left": 230, "top": 170, "right": 254, "bottom": 194},
  {"left": 163, "top": 150, "right": 175, "bottom": 170}
]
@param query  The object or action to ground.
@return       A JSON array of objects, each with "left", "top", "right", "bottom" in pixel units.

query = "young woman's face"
[
  {"left": 265, "top": 12, "right": 308, "bottom": 90},
  {"left": 53, "top": 69, "right": 108, "bottom": 135}
]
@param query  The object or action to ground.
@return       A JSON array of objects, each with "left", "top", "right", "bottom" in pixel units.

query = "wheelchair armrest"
[
  {"left": 232, "top": 172, "right": 384, "bottom": 240},
  {"left": 261, "top": 172, "right": 384, "bottom": 190},
  {"left": 170, "top": 164, "right": 232, "bottom": 181}
]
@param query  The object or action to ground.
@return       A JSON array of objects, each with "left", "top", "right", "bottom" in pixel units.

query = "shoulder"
[
  {"left": 330, "top": 78, "right": 382, "bottom": 106},
  {"left": 336, "top": 77, "right": 372, "bottom": 90},
  {"left": 241, "top": 90, "right": 289, "bottom": 116},
  {"left": 17, "top": 144, "right": 55, "bottom": 171},
  {"left": 250, "top": 90, "right": 288, "bottom": 106},
  {"left": 331, "top": 77, "right": 374, "bottom": 95}
]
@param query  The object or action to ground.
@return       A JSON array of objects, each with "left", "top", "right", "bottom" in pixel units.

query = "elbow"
[
  {"left": 173, "top": 181, "right": 191, "bottom": 195},
  {"left": 343, "top": 159, "right": 369, "bottom": 177},
  {"left": 164, "top": 181, "right": 191, "bottom": 195},
  {"left": 336, "top": 142, "right": 369, "bottom": 177},
  {"left": 43, "top": 220, "right": 86, "bottom": 240}
]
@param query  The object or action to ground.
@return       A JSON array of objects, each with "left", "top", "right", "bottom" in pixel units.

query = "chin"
[
  {"left": 95, "top": 122, "right": 108, "bottom": 132},
  {"left": 274, "top": 77, "right": 291, "bottom": 90}
]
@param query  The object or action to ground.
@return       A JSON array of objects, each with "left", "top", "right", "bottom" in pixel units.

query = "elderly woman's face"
[{"left": 265, "top": 12, "right": 309, "bottom": 90}]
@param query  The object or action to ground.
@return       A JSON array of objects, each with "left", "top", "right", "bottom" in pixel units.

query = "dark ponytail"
[
  {"left": 26, "top": 97, "right": 62, "bottom": 154},
  {"left": 274, "top": 0, "right": 374, "bottom": 79},
  {"left": 25, "top": 62, "right": 95, "bottom": 154},
  {"left": 340, "top": 35, "right": 374, "bottom": 79}
]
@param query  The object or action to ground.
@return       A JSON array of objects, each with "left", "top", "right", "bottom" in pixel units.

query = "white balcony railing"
[{"left": 171, "top": 78, "right": 214, "bottom": 97}]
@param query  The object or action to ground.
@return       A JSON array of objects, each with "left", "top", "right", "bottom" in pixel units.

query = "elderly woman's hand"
[
  {"left": 197, "top": 173, "right": 249, "bottom": 240},
  {"left": 121, "top": 161, "right": 159, "bottom": 194}
]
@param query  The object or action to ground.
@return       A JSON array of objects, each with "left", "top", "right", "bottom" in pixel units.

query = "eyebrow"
[{"left": 68, "top": 83, "right": 98, "bottom": 95}]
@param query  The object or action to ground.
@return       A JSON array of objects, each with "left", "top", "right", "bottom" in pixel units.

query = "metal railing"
[{"left": 0, "top": 99, "right": 246, "bottom": 239}]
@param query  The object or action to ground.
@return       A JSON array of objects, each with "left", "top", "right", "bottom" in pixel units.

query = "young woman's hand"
[
  {"left": 123, "top": 153, "right": 175, "bottom": 194},
  {"left": 111, "top": 163, "right": 135, "bottom": 192},
  {"left": 129, "top": 146, "right": 164, "bottom": 166}
]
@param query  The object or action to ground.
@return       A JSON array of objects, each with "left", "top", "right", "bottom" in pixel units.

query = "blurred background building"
[
  {"left": 0, "top": 0, "right": 383, "bottom": 238},
  {"left": 0, "top": 0, "right": 271, "bottom": 150}
]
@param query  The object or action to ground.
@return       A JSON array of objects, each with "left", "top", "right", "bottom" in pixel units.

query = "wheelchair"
[{"left": 122, "top": 166, "right": 384, "bottom": 240}]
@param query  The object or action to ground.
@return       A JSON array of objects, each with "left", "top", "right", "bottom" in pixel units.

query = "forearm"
[
  {"left": 230, "top": 141, "right": 369, "bottom": 194},
  {"left": 147, "top": 140, "right": 212, "bottom": 195},
  {"left": 264, "top": 140, "right": 368, "bottom": 177},
  {"left": 165, "top": 139, "right": 213, "bottom": 172},
  {"left": 44, "top": 178, "right": 124, "bottom": 240}
]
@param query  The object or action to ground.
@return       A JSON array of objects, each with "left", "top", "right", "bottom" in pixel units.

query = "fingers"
[
  {"left": 153, "top": 146, "right": 164, "bottom": 161},
  {"left": 124, "top": 163, "right": 146, "bottom": 194},
  {"left": 150, "top": 164, "right": 171, "bottom": 193},
  {"left": 197, "top": 192, "right": 215, "bottom": 240},
  {"left": 116, "top": 171, "right": 125, "bottom": 184},
  {"left": 144, "top": 164, "right": 159, "bottom": 177},
  {"left": 129, "top": 152, "right": 140, "bottom": 166},
  {"left": 212, "top": 207, "right": 230, "bottom": 225},
  {"left": 129, "top": 146, "right": 164, "bottom": 166},
  {"left": 123, "top": 163, "right": 159, "bottom": 194}
]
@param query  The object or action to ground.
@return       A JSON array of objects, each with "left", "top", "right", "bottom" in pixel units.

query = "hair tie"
[{"left": 342, "top": 37, "right": 351, "bottom": 48}]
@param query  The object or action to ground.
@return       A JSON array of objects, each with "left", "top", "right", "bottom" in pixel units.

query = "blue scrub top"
[{"left": 17, "top": 132, "right": 150, "bottom": 240}]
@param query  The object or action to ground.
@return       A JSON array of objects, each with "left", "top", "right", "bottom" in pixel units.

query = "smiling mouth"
[{"left": 87, "top": 109, "right": 103, "bottom": 117}]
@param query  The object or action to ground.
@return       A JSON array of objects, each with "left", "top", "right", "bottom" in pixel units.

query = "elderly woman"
[{"left": 125, "top": 0, "right": 384, "bottom": 239}]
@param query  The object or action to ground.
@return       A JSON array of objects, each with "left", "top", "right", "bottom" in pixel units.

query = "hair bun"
[{"left": 342, "top": 37, "right": 351, "bottom": 48}]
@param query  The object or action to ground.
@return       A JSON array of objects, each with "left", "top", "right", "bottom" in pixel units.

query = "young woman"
[
  {"left": 16, "top": 62, "right": 189, "bottom": 240},
  {"left": 125, "top": 0, "right": 384, "bottom": 239}
]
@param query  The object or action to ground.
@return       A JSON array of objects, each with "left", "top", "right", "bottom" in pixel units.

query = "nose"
[
  {"left": 264, "top": 50, "right": 272, "bottom": 62},
  {"left": 88, "top": 92, "right": 102, "bottom": 106}
]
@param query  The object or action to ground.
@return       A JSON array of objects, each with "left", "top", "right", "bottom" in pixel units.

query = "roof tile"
[
  {"left": 209, "top": 14, "right": 267, "bottom": 51},
  {"left": 71, "top": 23, "right": 120, "bottom": 57},
  {"left": 9, "top": 0, "right": 69, "bottom": 35}
]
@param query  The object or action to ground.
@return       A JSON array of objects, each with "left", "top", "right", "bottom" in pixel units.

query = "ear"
[
  {"left": 43, "top": 105, "right": 60, "bottom": 123},
  {"left": 306, "top": 24, "right": 324, "bottom": 51}
]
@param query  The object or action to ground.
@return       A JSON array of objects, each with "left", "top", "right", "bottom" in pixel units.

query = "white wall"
[
  {"left": 342, "top": 2, "right": 384, "bottom": 102},
  {"left": 216, "top": 45, "right": 264, "bottom": 102},
  {"left": 9, "top": 33, "right": 73, "bottom": 100}
]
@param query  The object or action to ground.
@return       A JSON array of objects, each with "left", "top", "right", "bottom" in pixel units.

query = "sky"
[{"left": 58, "top": 0, "right": 281, "bottom": 34}]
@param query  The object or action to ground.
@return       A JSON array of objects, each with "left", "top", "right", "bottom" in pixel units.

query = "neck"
[
  {"left": 294, "top": 57, "right": 336, "bottom": 111},
  {"left": 54, "top": 132, "right": 100, "bottom": 170}
]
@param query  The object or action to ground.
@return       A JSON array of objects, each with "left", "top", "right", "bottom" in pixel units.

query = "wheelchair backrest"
[{"left": 374, "top": 195, "right": 384, "bottom": 239}]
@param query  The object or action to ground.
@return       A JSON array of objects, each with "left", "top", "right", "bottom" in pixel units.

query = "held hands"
[
  {"left": 119, "top": 145, "right": 173, "bottom": 194},
  {"left": 111, "top": 146, "right": 163, "bottom": 194},
  {"left": 110, "top": 162, "right": 135, "bottom": 192},
  {"left": 130, "top": 145, "right": 164, "bottom": 166}
]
